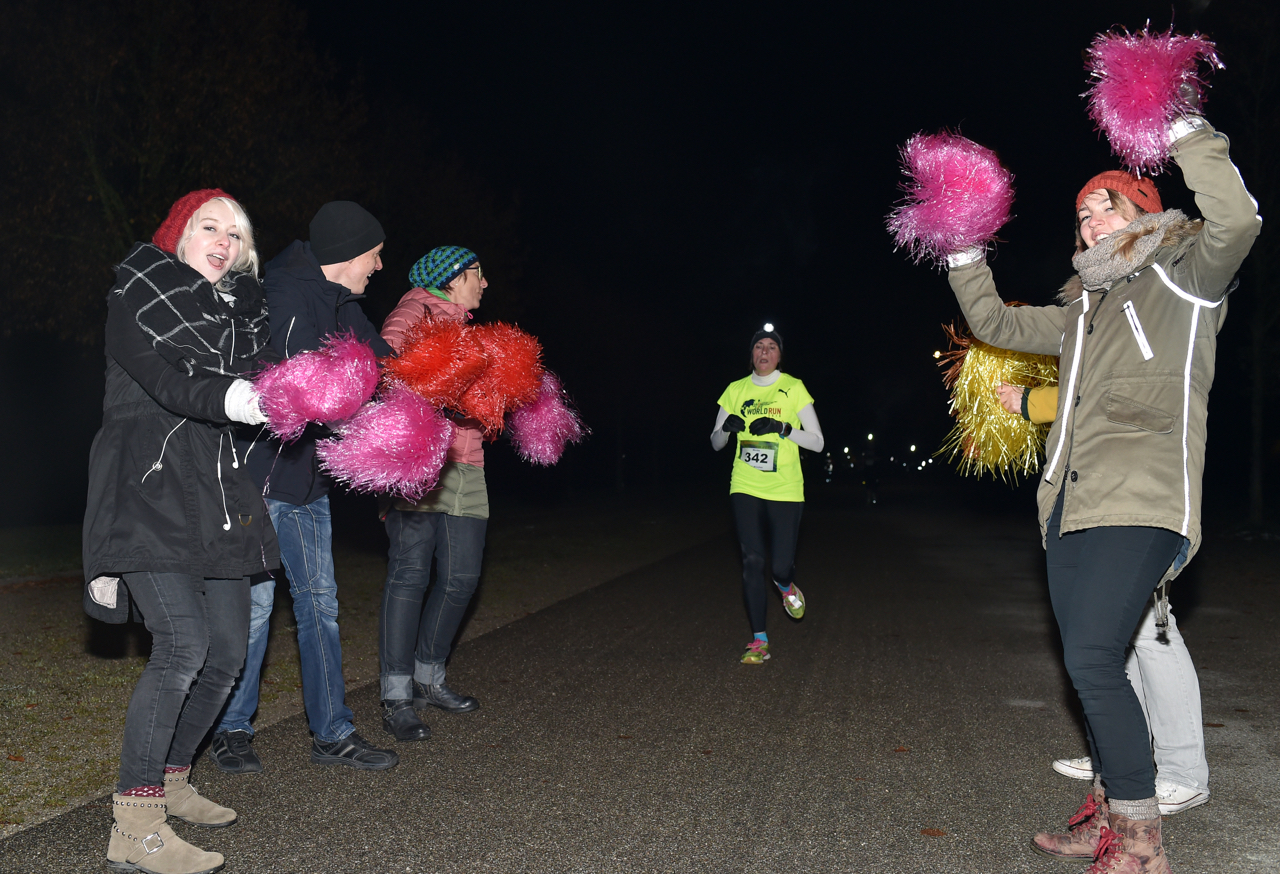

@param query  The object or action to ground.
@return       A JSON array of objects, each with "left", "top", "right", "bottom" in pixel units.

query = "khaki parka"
[{"left": 947, "top": 123, "right": 1262, "bottom": 583}]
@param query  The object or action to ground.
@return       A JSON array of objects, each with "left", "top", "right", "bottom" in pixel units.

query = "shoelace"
[
  {"left": 746, "top": 640, "right": 767, "bottom": 653},
  {"left": 1068, "top": 794, "right": 1100, "bottom": 833},
  {"left": 1086, "top": 826, "right": 1123, "bottom": 872}
]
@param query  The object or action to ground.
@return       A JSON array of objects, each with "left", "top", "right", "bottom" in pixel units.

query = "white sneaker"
[
  {"left": 1156, "top": 779, "right": 1210, "bottom": 815},
  {"left": 1051, "top": 755, "right": 1094, "bottom": 780}
]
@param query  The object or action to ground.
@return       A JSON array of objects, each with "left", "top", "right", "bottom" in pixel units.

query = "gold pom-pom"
[{"left": 936, "top": 318, "right": 1058, "bottom": 482}]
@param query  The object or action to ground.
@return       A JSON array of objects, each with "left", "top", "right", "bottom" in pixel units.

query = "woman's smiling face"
[
  {"left": 1077, "top": 190, "right": 1135, "bottom": 249},
  {"left": 181, "top": 199, "right": 242, "bottom": 283}
]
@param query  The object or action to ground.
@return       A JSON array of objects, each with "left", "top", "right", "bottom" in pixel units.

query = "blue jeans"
[
  {"left": 380, "top": 510, "right": 487, "bottom": 700},
  {"left": 118, "top": 573, "right": 249, "bottom": 792},
  {"left": 217, "top": 495, "right": 353, "bottom": 743}
]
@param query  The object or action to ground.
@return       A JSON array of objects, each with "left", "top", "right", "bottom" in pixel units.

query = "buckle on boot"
[{"left": 140, "top": 832, "right": 165, "bottom": 854}]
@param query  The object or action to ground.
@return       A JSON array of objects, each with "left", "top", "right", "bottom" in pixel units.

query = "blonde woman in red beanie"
[
  {"left": 944, "top": 112, "right": 1260, "bottom": 872},
  {"left": 82, "top": 189, "right": 280, "bottom": 874}
]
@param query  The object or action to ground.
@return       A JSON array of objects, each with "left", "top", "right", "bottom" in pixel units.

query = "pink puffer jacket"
[{"left": 381, "top": 288, "right": 485, "bottom": 467}]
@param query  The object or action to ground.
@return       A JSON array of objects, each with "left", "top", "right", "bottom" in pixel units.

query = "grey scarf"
[{"left": 1071, "top": 209, "right": 1188, "bottom": 291}]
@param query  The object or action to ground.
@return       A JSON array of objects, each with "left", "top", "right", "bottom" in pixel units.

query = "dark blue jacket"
[{"left": 243, "top": 241, "right": 393, "bottom": 505}]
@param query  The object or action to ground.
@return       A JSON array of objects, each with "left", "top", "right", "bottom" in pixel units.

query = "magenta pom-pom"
[
  {"left": 254, "top": 333, "right": 379, "bottom": 442},
  {"left": 887, "top": 132, "right": 1014, "bottom": 267},
  {"left": 315, "top": 386, "right": 455, "bottom": 502},
  {"left": 508, "top": 373, "right": 587, "bottom": 466},
  {"left": 1085, "top": 27, "right": 1222, "bottom": 175}
]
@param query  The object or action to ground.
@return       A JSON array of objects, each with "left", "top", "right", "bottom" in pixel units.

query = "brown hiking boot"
[
  {"left": 1080, "top": 802, "right": 1172, "bottom": 874},
  {"left": 1031, "top": 785, "right": 1107, "bottom": 860}
]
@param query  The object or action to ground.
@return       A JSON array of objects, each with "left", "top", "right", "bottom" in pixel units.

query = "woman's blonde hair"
[{"left": 175, "top": 196, "right": 260, "bottom": 290}]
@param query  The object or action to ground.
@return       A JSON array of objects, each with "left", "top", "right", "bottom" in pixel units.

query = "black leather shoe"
[
  {"left": 381, "top": 700, "right": 431, "bottom": 742},
  {"left": 413, "top": 680, "right": 480, "bottom": 713},
  {"left": 208, "top": 729, "right": 263, "bottom": 774},
  {"left": 310, "top": 731, "right": 399, "bottom": 769}
]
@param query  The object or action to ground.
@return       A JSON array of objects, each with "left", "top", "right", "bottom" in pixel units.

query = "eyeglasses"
[{"left": 466, "top": 264, "right": 484, "bottom": 282}]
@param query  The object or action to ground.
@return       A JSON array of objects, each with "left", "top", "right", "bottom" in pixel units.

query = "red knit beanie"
[
  {"left": 152, "top": 189, "right": 236, "bottom": 253},
  {"left": 1075, "top": 171, "right": 1162, "bottom": 214}
]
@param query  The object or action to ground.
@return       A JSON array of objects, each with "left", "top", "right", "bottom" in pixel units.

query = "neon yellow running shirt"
[{"left": 717, "top": 372, "right": 813, "bottom": 502}]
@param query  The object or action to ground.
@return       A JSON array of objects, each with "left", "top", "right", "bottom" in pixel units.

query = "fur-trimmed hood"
[{"left": 1057, "top": 210, "right": 1203, "bottom": 304}]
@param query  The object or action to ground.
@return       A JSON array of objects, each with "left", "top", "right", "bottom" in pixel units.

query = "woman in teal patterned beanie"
[
  {"left": 407, "top": 246, "right": 480, "bottom": 303},
  {"left": 375, "top": 244, "right": 490, "bottom": 742}
]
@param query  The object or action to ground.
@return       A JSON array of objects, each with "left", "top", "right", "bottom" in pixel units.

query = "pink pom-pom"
[
  {"left": 315, "top": 386, "right": 455, "bottom": 502},
  {"left": 1085, "top": 27, "right": 1222, "bottom": 175},
  {"left": 887, "top": 132, "right": 1014, "bottom": 267},
  {"left": 507, "top": 373, "right": 587, "bottom": 466},
  {"left": 254, "top": 333, "right": 379, "bottom": 442}
]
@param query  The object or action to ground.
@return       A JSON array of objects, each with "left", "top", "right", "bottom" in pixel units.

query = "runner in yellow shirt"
[{"left": 711, "top": 325, "right": 825, "bottom": 664}]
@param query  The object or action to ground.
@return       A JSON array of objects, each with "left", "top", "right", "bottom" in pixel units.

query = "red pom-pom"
[
  {"left": 254, "top": 333, "right": 380, "bottom": 442},
  {"left": 1085, "top": 27, "right": 1222, "bottom": 175},
  {"left": 887, "top": 131, "right": 1014, "bottom": 267},
  {"left": 315, "top": 386, "right": 455, "bottom": 502},
  {"left": 381, "top": 316, "right": 488, "bottom": 409},
  {"left": 456, "top": 323, "right": 544, "bottom": 436},
  {"left": 508, "top": 373, "right": 587, "bottom": 466}
]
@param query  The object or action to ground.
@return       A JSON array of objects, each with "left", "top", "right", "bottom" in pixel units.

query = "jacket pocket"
[
  {"left": 1106, "top": 391, "right": 1176, "bottom": 434},
  {"left": 1121, "top": 300, "right": 1155, "bottom": 360}
]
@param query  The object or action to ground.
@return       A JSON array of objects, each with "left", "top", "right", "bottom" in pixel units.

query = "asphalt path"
[{"left": 2, "top": 493, "right": 1277, "bottom": 873}]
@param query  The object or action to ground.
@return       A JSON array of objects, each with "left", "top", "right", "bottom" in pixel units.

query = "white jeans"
[{"left": 1128, "top": 603, "right": 1208, "bottom": 791}]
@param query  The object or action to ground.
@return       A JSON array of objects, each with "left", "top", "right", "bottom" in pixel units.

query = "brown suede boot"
[
  {"left": 163, "top": 767, "right": 237, "bottom": 828},
  {"left": 1080, "top": 798, "right": 1172, "bottom": 874},
  {"left": 106, "top": 794, "right": 225, "bottom": 874},
  {"left": 1030, "top": 782, "right": 1108, "bottom": 860}
]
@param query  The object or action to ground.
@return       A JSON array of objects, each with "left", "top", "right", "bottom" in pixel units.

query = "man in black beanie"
[{"left": 211, "top": 202, "right": 406, "bottom": 774}]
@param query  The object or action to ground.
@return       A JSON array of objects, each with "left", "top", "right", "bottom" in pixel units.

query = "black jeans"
[
  {"left": 1045, "top": 495, "right": 1182, "bottom": 801},
  {"left": 730, "top": 493, "right": 803, "bottom": 634},
  {"left": 117, "top": 573, "right": 249, "bottom": 792},
  {"left": 380, "top": 510, "right": 487, "bottom": 699}
]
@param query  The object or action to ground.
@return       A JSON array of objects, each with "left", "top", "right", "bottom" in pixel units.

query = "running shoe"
[
  {"left": 740, "top": 640, "right": 770, "bottom": 664},
  {"left": 1052, "top": 755, "right": 1094, "bottom": 780},
  {"left": 779, "top": 583, "right": 805, "bottom": 620}
]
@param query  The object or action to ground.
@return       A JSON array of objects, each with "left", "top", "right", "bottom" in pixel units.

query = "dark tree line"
[{"left": 0, "top": 0, "right": 525, "bottom": 343}]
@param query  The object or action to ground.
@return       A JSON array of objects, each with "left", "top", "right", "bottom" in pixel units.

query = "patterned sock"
[
  {"left": 164, "top": 765, "right": 190, "bottom": 775},
  {"left": 754, "top": 632, "right": 768, "bottom": 644},
  {"left": 120, "top": 785, "right": 165, "bottom": 798}
]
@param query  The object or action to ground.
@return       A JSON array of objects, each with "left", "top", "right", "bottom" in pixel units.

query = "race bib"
[{"left": 739, "top": 440, "right": 778, "bottom": 472}]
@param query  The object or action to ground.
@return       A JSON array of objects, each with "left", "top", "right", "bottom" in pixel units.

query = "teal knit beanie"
[{"left": 409, "top": 246, "right": 479, "bottom": 300}]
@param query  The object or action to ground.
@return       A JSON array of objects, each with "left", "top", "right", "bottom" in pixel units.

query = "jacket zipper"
[{"left": 1122, "top": 300, "right": 1155, "bottom": 360}]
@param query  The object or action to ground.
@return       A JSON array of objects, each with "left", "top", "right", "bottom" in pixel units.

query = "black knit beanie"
[
  {"left": 309, "top": 201, "right": 385, "bottom": 265},
  {"left": 750, "top": 326, "right": 784, "bottom": 353}
]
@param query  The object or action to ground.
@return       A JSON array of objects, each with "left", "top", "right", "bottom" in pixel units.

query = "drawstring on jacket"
[
  {"left": 216, "top": 433, "right": 232, "bottom": 531},
  {"left": 141, "top": 419, "right": 187, "bottom": 484}
]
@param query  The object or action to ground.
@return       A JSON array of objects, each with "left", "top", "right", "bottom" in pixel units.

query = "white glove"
[{"left": 224, "top": 378, "right": 267, "bottom": 425}]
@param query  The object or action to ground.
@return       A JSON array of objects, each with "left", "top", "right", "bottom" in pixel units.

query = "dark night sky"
[{"left": 9, "top": 0, "right": 1263, "bottom": 525}]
